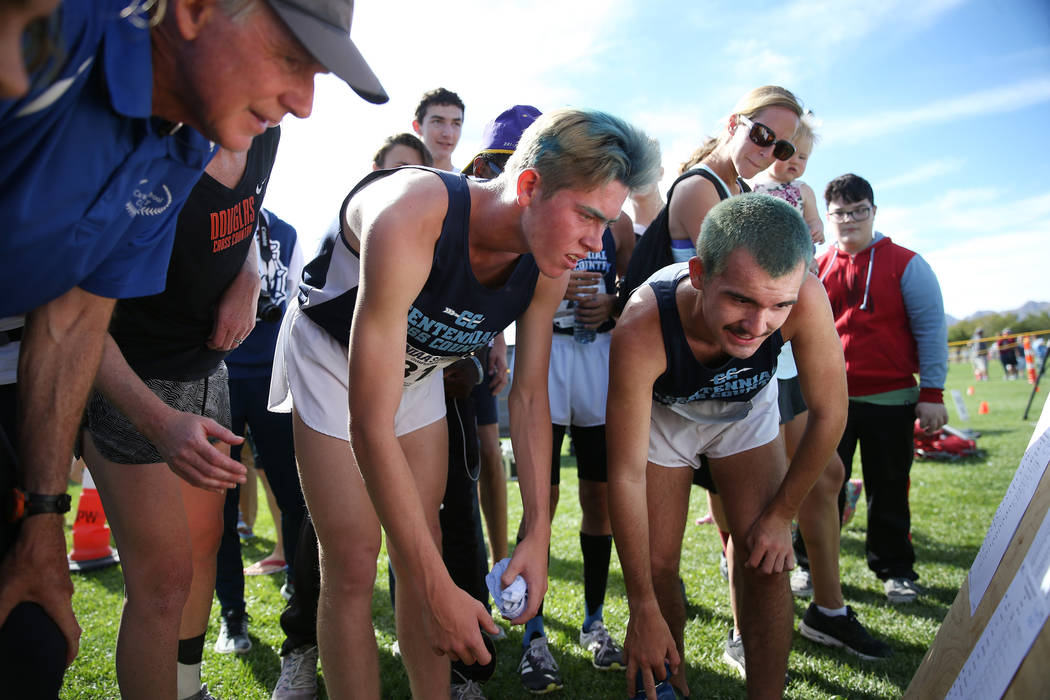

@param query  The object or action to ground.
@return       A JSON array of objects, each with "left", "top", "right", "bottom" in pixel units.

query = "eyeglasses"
[
  {"left": 736, "top": 115, "right": 795, "bottom": 161},
  {"left": 827, "top": 206, "right": 872, "bottom": 223}
]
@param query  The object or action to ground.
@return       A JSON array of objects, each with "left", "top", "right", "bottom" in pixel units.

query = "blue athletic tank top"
[
  {"left": 298, "top": 166, "right": 540, "bottom": 385},
  {"left": 552, "top": 226, "right": 617, "bottom": 335},
  {"left": 649, "top": 264, "right": 782, "bottom": 411}
]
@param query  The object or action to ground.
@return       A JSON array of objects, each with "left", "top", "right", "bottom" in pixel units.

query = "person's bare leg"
[
  {"left": 645, "top": 462, "right": 694, "bottom": 697},
  {"left": 177, "top": 472, "right": 226, "bottom": 640},
  {"left": 477, "top": 422, "right": 508, "bottom": 565},
  {"left": 783, "top": 413, "right": 846, "bottom": 610},
  {"left": 710, "top": 439, "right": 793, "bottom": 700},
  {"left": 256, "top": 469, "right": 285, "bottom": 562},
  {"left": 578, "top": 479, "right": 611, "bottom": 535},
  {"left": 292, "top": 411, "right": 381, "bottom": 700},
  {"left": 83, "top": 433, "right": 192, "bottom": 700},
  {"left": 706, "top": 493, "right": 738, "bottom": 631},
  {"left": 390, "top": 418, "right": 451, "bottom": 700},
  {"left": 238, "top": 458, "right": 258, "bottom": 533}
]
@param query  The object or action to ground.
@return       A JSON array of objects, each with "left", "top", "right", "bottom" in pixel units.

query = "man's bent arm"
[
  {"left": 501, "top": 274, "right": 563, "bottom": 621},
  {"left": 3, "top": 287, "right": 114, "bottom": 663},
  {"left": 92, "top": 334, "right": 245, "bottom": 490},
  {"left": 769, "top": 276, "right": 848, "bottom": 522},
  {"left": 606, "top": 295, "right": 680, "bottom": 688}
]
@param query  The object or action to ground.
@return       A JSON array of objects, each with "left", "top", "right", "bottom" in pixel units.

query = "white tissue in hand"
[{"left": 486, "top": 558, "right": 528, "bottom": 620}]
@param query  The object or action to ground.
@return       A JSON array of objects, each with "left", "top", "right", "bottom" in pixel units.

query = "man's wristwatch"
[{"left": 7, "top": 487, "right": 72, "bottom": 523}]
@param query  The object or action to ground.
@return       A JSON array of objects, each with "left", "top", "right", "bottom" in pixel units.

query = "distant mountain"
[{"left": 957, "top": 301, "right": 1050, "bottom": 323}]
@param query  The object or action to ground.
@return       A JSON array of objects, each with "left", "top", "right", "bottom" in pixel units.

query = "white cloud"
[
  {"left": 875, "top": 158, "right": 966, "bottom": 191},
  {"left": 823, "top": 77, "right": 1050, "bottom": 145},
  {"left": 925, "top": 229, "right": 1050, "bottom": 318}
]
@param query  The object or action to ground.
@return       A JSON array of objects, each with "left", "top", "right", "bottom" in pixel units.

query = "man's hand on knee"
[
  {"left": 744, "top": 510, "right": 796, "bottom": 574},
  {"left": 0, "top": 516, "right": 80, "bottom": 665}
]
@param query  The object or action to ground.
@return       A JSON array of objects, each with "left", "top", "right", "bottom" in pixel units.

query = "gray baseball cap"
[{"left": 266, "top": 0, "right": 388, "bottom": 104}]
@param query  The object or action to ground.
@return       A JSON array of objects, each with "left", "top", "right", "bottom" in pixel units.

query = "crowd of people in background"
[{"left": 1, "top": 3, "right": 961, "bottom": 700}]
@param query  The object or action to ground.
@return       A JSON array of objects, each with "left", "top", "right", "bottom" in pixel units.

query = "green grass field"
[{"left": 59, "top": 361, "right": 1047, "bottom": 698}]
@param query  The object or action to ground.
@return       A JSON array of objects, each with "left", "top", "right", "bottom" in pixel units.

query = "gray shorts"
[{"left": 85, "top": 364, "right": 231, "bottom": 465}]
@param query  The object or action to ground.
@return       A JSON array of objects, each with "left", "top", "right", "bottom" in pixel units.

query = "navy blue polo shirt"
[{"left": 0, "top": 0, "right": 216, "bottom": 316}]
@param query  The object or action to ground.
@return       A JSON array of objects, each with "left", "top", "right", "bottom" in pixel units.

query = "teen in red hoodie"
[{"left": 815, "top": 173, "right": 947, "bottom": 605}]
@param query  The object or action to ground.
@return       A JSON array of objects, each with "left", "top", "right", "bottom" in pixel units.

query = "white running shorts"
[
  {"left": 269, "top": 297, "right": 445, "bottom": 440},
  {"left": 547, "top": 332, "right": 611, "bottom": 427},
  {"left": 647, "top": 378, "right": 779, "bottom": 467}
]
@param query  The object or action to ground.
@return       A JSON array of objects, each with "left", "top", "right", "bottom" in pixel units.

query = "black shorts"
[
  {"left": 470, "top": 380, "right": 499, "bottom": 426},
  {"left": 777, "top": 376, "right": 807, "bottom": 425},
  {"left": 551, "top": 424, "right": 606, "bottom": 485},
  {"left": 85, "top": 364, "right": 231, "bottom": 464},
  {"left": 691, "top": 454, "right": 717, "bottom": 493}
]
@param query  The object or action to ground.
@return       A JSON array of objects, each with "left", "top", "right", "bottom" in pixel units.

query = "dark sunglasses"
[{"left": 736, "top": 115, "right": 795, "bottom": 161}]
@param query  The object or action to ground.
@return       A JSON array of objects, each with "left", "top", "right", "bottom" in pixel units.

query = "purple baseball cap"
[
  {"left": 462, "top": 105, "right": 541, "bottom": 174},
  {"left": 266, "top": 0, "right": 388, "bottom": 104}
]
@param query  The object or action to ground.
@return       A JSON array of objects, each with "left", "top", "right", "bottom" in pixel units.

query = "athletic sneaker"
[
  {"left": 789, "top": 568, "right": 813, "bottom": 598},
  {"left": 884, "top": 577, "right": 920, "bottom": 604},
  {"left": 187, "top": 685, "right": 220, "bottom": 700},
  {"left": 798, "top": 604, "right": 892, "bottom": 659},
  {"left": 214, "top": 609, "right": 252, "bottom": 654},
  {"left": 271, "top": 644, "right": 319, "bottom": 700},
  {"left": 518, "top": 636, "right": 563, "bottom": 694},
  {"left": 721, "top": 628, "right": 745, "bottom": 679},
  {"left": 450, "top": 668, "right": 487, "bottom": 699},
  {"left": 579, "top": 620, "right": 625, "bottom": 670},
  {"left": 719, "top": 551, "right": 729, "bottom": 582}
]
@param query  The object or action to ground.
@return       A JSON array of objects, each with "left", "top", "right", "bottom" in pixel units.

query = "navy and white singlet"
[
  {"left": 649, "top": 263, "right": 782, "bottom": 421},
  {"left": 297, "top": 167, "right": 540, "bottom": 386}
]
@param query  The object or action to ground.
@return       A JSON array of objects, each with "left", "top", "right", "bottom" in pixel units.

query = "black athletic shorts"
[
  {"left": 551, "top": 423, "right": 607, "bottom": 485},
  {"left": 777, "top": 376, "right": 807, "bottom": 425}
]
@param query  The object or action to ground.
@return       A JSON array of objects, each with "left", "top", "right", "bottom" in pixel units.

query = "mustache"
[{"left": 724, "top": 324, "right": 771, "bottom": 340}]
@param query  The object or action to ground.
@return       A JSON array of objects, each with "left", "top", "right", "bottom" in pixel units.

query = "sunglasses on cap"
[{"left": 735, "top": 115, "right": 795, "bottom": 161}]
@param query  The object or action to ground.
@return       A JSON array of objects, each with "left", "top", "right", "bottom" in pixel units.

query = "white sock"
[
  {"left": 817, "top": 605, "right": 847, "bottom": 617},
  {"left": 177, "top": 661, "right": 201, "bottom": 699}
]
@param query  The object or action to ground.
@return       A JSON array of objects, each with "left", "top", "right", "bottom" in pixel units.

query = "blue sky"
[{"left": 265, "top": 0, "right": 1050, "bottom": 319}]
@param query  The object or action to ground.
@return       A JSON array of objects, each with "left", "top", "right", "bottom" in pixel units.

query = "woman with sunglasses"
[
  {"left": 672, "top": 86, "right": 802, "bottom": 259},
  {"left": 618, "top": 86, "right": 802, "bottom": 312}
]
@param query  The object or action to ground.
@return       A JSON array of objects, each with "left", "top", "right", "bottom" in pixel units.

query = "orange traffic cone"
[
  {"left": 966, "top": 386, "right": 975, "bottom": 395},
  {"left": 68, "top": 468, "right": 119, "bottom": 572},
  {"left": 978, "top": 401, "right": 990, "bottom": 415},
  {"left": 1023, "top": 336, "right": 1037, "bottom": 384}
]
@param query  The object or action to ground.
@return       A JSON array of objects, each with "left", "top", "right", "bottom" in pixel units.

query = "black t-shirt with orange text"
[{"left": 110, "top": 127, "right": 280, "bottom": 380}]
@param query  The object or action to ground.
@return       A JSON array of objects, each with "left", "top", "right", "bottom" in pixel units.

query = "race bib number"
[{"left": 403, "top": 347, "right": 454, "bottom": 387}]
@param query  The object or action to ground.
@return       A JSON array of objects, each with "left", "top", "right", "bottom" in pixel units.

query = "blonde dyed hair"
[
  {"left": 505, "top": 108, "right": 662, "bottom": 197},
  {"left": 680, "top": 85, "right": 803, "bottom": 173}
]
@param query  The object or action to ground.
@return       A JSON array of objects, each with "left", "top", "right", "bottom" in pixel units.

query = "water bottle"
[
  {"left": 573, "top": 277, "right": 603, "bottom": 344},
  {"left": 573, "top": 311, "right": 596, "bottom": 344}
]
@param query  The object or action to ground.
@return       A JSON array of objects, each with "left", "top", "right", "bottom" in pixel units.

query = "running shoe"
[
  {"left": 721, "top": 628, "right": 745, "bottom": 679},
  {"left": 214, "top": 609, "right": 252, "bottom": 654},
  {"left": 451, "top": 668, "right": 487, "bottom": 699},
  {"left": 579, "top": 620, "right": 624, "bottom": 670},
  {"left": 518, "top": 636, "right": 563, "bottom": 694},
  {"left": 789, "top": 568, "right": 813, "bottom": 598},
  {"left": 271, "top": 644, "right": 318, "bottom": 700},
  {"left": 884, "top": 577, "right": 920, "bottom": 604},
  {"left": 799, "top": 604, "right": 892, "bottom": 659}
]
